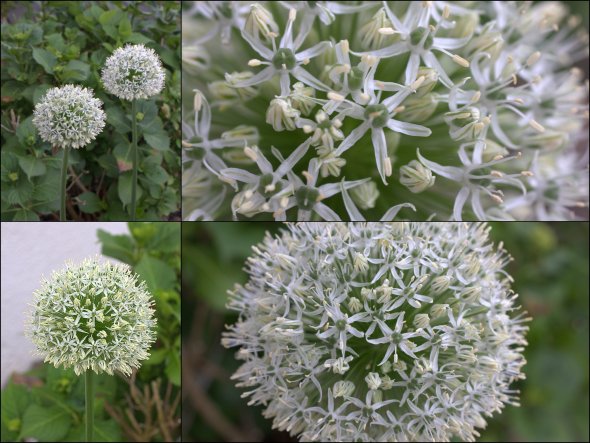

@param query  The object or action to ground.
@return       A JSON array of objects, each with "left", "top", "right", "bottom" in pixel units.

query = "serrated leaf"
[
  {"left": 76, "top": 191, "right": 102, "bottom": 213},
  {"left": 16, "top": 116, "right": 36, "bottom": 145},
  {"left": 13, "top": 209, "right": 40, "bottom": 221},
  {"left": 2, "top": 178, "right": 33, "bottom": 205},
  {"left": 17, "top": 155, "right": 46, "bottom": 179},
  {"left": 20, "top": 405, "right": 70, "bottom": 442},
  {"left": 32, "top": 47, "right": 57, "bottom": 74},
  {"left": 135, "top": 255, "right": 176, "bottom": 293}
]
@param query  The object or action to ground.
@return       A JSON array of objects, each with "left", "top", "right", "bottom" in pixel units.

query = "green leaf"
[
  {"left": 64, "top": 420, "right": 121, "bottom": 442},
  {"left": 1, "top": 381, "right": 30, "bottom": 422},
  {"left": 97, "top": 229, "right": 136, "bottom": 265},
  {"left": 117, "top": 172, "right": 143, "bottom": 207},
  {"left": 33, "top": 84, "right": 52, "bottom": 105},
  {"left": 166, "top": 350, "right": 181, "bottom": 386},
  {"left": 135, "top": 255, "right": 177, "bottom": 293},
  {"left": 2, "top": 177, "right": 33, "bottom": 206},
  {"left": 17, "top": 155, "right": 46, "bottom": 179},
  {"left": 118, "top": 17, "right": 132, "bottom": 38},
  {"left": 145, "top": 347, "right": 168, "bottom": 366},
  {"left": 45, "top": 33, "right": 67, "bottom": 52},
  {"left": 105, "top": 106, "right": 131, "bottom": 134},
  {"left": 76, "top": 191, "right": 102, "bottom": 213},
  {"left": 144, "top": 130, "right": 170, "bottom": 151},
  {"left": 32, "top": 47, "right": 57, "bottom": 73},
  {"left": 16, "top": 116, "right": 37, "bottom": 145},
  {"left": 20, "top": 405, "right": 71, "bottom": 442},
  {"left": 148, "top": 223, "right": 180, "bottom": 253},
  {"left": 125, "top": 32, "right": 153, "bottom": 44},
  {"left": 13, "top": 209, "right": 40, "bottom": 221},
  {"left": 60, "top": 60, "right": 90, "bottom": 82}
]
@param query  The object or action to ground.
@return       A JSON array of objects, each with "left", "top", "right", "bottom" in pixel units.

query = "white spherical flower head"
[
  {"left": 223, "top": 223, "right": 530, "bottom": 442},
  {"left": 101, "top": 44, "right": 165, "bottom": 100},
  {"left": 32, "top": 84, "right": 106, "bottom": 149},
  {"left": 27, "top": 257, "right": 157, "bottom": 376}
]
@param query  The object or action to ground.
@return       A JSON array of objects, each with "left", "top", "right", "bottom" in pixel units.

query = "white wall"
[{"left": 0, "top": 222, "right": 130, "bottom": 386}]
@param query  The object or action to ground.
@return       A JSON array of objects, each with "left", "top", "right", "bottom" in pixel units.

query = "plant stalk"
[
  {"left": 60, "top": 146, "right": 70, "bottom": 221},
  {"left": 85, "top": 370, "right": 94, "bottom": 442},
  {"left": 131, "top": 99, "right": 138, "bottom": 220}
]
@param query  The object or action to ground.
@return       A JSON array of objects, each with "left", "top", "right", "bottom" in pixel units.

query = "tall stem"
[
  {"left": 85, "top": 371, "right": 94, "bottom": 442},
  {"left": 60, "top": 147, "right": 70, "bottom": 221},
  {"left": 131, "top": 99, "right": 138, "bottom": 220}
]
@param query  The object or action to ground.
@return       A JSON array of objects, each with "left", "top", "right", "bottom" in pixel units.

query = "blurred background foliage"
[
  {"left": 1, "top": 1, "right": 181, "bottom": 221},
  {"left": 1, "top": 222, "right": 181, "bottom": 442},
  {"left": 182, "top": 222, "right": 589, "bottom": 442}
]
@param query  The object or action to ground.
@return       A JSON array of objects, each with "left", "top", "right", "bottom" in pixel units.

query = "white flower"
[
  {"left": 223, "top": 222, "right": 529, "bottom": 441},
  {"left": 101, "top": 44, "right": 165, "bottom": 101},
  {"left": 32, "top": 85, "right": 106, "bottom": 149},
  {"left": 27, "top": 257, "right": 156, "bottom": 376}
]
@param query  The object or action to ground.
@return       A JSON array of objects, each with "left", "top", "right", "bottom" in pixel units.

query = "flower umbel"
[
  {"left": 101, "top": 44, "right": 165, "bottom": 101},
  {"left": 27, "top": 257, "right": 157, "bottom": 376},
  {"left": 223, "top": 223, "right": 530, "bottom": 442},
  {"left": 32, "top": 85, "right": 106, "bottom": 149}
]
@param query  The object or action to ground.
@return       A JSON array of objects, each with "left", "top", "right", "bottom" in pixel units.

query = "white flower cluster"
[
  {"left": 32, "top": 84, "right": 106, "bottom": 149},
  {"left": 184, "top": 1, "right": 589, "bottom": 220},
  {"left": 101, "top": 44, "right": 165, "bottom": 101},
  {"left": 223, "top": 223, "right": 529, "bottom": 442},
  {"left": 27, "top": 257, "right": 157, "bottom": 376}
]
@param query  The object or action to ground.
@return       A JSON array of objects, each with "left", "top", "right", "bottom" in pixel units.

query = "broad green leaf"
[
  {"left": 20, "top": 405, "right": 70, "bottom": 442},
  {"left": 105, "top": 106, "right": 131, "bottom": 134},
  {"left": 144, "top": 130, "right": 170, "bottom": 151},
  {"left": 135, "top": 255, "right": 177, "bottom": 293},
  {"left": 76, "top": 191, "right": 102, "bottom": 213},
  {"left": 60, "top": 60, "right": 90, "bottom": 82},
  {"left": 33, "top": 84, "right": 52, "bottom": 105},
  {"left": 148, "top": 223, "right": 180, "bottom": 253},
  {"left": 2, "top": 178, "right": 33, "bottom": 205},
  {"left": 1, "top": 381, "right": 30, "bottom": 442},
  {"left": 142, "top": 162, "right": 169, "bottom": 185},
  {"left": 145, "top": 347, "right": 168, "bottom": 366},
  {"left": 125, "top": 32, "right": 153, "bottom": 44},
  {"left": 118, "top": 17, "right": 132, "bottom": 38},
  {"left": 17, "top": 155, "right": 46, "bottom": 179},
  {"left": 32, "top": 47, "right": 57, "bottom": 73},
  {"left": 117, "top": 172, "right": 143, "bottom": 207},
  {"left": 97, "top": 229, "right": 136, "bottom": 265},
  {"left": 44, "top": 33, "right": 66, "bottom": 52},
  {"left": 64, "top": 420, "right": 121, "bottom": 442}
]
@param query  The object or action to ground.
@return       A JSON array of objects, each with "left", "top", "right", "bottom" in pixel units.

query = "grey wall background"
[{"left": 0, "top": 222, "right": 129, "bottom": 386}]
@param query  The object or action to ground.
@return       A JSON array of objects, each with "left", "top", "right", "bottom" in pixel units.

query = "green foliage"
[
  {"left": 0, "top": 222, "right": 181, "bottom": 442},
  {"left": 1, "top": 366, "right": 121, "bottom": 442},
  {"left": 1, "top": 1, "right": 180, "bottom": 221}
]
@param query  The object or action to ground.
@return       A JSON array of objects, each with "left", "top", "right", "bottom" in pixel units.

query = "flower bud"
[{"left": 400, "top": 160, "right": 435, "bottom": 193}]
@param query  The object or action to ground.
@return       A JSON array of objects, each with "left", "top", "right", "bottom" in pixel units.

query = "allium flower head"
[
  {"left": 27, "top": 257, "right": 157, "bottom": 376},
  {"left": 185, "top": 1, "right": 589, "bottom": 220},
  {"left": 32, "top": 84, "right": 106, "bottom": 149},
  {"left": 101, "top": 44, "right": 165, "bottom": 100},
  {"left": 223, "top": 223, "right": 529, "bottom": 442}
]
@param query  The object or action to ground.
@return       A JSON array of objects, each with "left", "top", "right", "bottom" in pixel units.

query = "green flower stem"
[
  {"left": 85, "top": 370, "right": 94, "bottom": 442},
  {"left": 131, "top": 99, "right": 138, "bottom": 220},
  {"left": 60, "top": 146, "right": 70, "bottom": 221}
]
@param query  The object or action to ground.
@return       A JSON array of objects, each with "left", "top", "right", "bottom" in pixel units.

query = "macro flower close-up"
[
  {"left": 220, "top": 222, "right": 529, "bottom": 442},
  {"left": 182, "top": 1, "right": 589, "bottom": 221}
]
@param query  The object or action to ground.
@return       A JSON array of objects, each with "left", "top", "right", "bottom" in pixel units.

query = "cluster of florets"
[
  {"left": 101, "top": 44, "right": 165, "bottom": 100},
  {"left": 27, "top": 257, "right": 157, "bottom": 376},
  {"left": 223, "top": 222, "right": 529, "bottom": 442},
  {"left": 33, "top": 85, "right": 106, "bottom": 149},
  {"left": 183, "top": 1, "right": 589, "bottom": 221}
]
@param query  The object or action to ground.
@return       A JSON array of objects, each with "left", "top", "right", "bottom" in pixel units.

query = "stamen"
[{"left": 451, "top": 54, "right": 470, "bottom": 68}]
